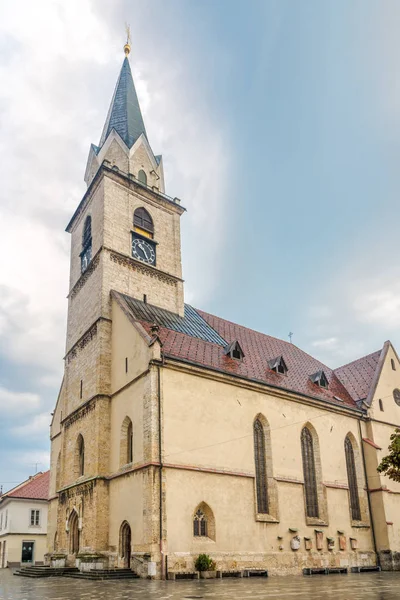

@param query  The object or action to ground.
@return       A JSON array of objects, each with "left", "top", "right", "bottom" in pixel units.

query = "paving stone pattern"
[{"left": 1, "top": 570, "right": 400, "bottom": 600}]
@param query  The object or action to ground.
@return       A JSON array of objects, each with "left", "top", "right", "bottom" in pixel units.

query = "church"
[{"left": 47, "top": 39, "right": 400, "bottom": 578}]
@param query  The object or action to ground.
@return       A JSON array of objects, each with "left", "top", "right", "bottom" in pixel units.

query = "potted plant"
[{"left": 195, "top": 554, "right": 217, "bottom": 579}]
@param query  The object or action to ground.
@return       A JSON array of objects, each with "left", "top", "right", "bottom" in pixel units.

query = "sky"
[{"left": 1, "top": 0, "right": 400, "bottom": 489}]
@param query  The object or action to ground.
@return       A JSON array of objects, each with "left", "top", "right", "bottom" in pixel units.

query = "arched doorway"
[
  {"left": 69, "top": 511, "right": 79, "bottom": 555},
  {"left": 119, "top": 521, "right": 131, "bottom": 568}
]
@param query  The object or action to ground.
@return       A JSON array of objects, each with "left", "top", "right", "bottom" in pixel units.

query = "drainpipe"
[
  {"left": 358, "top": 419, "right": 379, "bottom": 567},
  {"left": 157, "top": 364, "right": 164, "bottom": 579}
]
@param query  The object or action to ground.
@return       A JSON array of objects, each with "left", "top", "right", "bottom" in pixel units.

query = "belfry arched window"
[
  {"left": 138, "top": 169, "right": 147, "bottom": 186},
  {"left": 301, "top": 427, "right": 319, "bottom": 518},
  {"left": 253, "top": 419, "right": 268, "bottom": 514},
  {"left": 81, "top": 216, "right": 92, "bottom": 273},
  {"left": 345, "top": 436, "right": 361, "bottom": 521},
  {"left": 133, "top": 207, "right": 154, "bottom": 239}
]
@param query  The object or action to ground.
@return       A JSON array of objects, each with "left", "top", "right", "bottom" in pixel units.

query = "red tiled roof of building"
[
  {"left": 127, "top": 299, "right": 358, "bottom": 409},
  {"left": 334, "top": 350, "right": 382, "bottom": 403},
  {"left": 6, "top": 471, "right": 49, "bottom": 501}
]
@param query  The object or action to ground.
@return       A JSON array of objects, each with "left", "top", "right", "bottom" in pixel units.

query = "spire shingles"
[{"left": 99, "top": 57, "right": 147, "bottom": 150}]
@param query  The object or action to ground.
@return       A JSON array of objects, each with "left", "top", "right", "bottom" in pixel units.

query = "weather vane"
[
  {"left": 124, "top": 23, "right": 131, "bottom": 56},
  {"left": 288, "top": 331, "right": 293, "bottom": 343}
]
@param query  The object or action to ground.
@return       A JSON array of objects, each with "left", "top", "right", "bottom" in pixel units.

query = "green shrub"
[{"left": 194, "top": 554, "right": 216, "bottom": 572}]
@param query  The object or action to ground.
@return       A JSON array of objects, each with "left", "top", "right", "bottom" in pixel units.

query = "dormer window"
[
  {"left": 80, "top": 216, "right": 92, "bottom": 273},
  {"left": 310, "top": 370, "right": 329, "bottom": 388},
  {"left": 268, "top": 356, "right": 288, "bottom": 375},
  {"left": 224, "top": 341, "right": 244, "bottom": 360}
]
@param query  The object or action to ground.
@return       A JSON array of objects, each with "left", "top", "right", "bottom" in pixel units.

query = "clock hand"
[{"left": 138, "top": 242, "right": 149, "bottom": 260}]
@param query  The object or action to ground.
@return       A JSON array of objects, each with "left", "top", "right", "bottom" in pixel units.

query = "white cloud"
[
  {"left": 0, "top": 0, "right": 231, "bottom": 485},
  {"left": 0, "top": 387, "right": 40, "bottom": 416},
  {"left": 12, "top": 412, "right": 52, "bottom": 439},
  {"left": 311, "top": 337, "right": 338, "bottom": 349},
  {"left": 353, "top": 283, "right": 400, "bottom": 329}
]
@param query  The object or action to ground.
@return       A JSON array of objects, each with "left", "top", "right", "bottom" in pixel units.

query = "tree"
[{"left": 377, "top": 428, "right": 400, "bottom": 483}]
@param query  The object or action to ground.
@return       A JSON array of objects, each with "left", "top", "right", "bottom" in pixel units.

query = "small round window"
[{"left": 393, "top": 389, "right": 400, "bottom": 406}]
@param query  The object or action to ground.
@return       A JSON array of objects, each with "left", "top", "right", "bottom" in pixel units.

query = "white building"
[{"left": 0, "top": 471, "right": 49, "bottom": 568}]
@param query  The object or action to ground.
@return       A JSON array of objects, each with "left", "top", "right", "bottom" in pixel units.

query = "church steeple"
[
  {"left": 84, "top": 44, "right": 165, "bottom": 193},
  {"left": 98, "top": 56, "right": 148, "bottom": 151}
]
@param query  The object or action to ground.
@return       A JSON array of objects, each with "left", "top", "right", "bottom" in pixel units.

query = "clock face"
[
  {"left": 81, "top": 246, "right": 92, "bottom": 273},
  {"left": 132, "top": 237, "right": 156, "bottom": 265},
  {"left": 393, "top": 389, "right": 400, "bottom": 407}
]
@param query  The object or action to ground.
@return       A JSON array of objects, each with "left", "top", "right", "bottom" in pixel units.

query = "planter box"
[{"left": 200, "top": 570, "right": 217, "bottom": 579}]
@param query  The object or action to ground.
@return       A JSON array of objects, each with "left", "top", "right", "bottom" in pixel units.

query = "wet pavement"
[{"left": 0, "top": 569, "right": 400, "bottom": 600}]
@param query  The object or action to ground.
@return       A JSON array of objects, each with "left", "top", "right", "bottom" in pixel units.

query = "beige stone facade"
[{"left": 48, "top": 54, "right": 400, "bottom": 579}]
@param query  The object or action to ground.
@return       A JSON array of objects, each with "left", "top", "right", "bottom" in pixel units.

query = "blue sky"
[{"left": 1, "top": 0, "right": 400, "bottom": 489}]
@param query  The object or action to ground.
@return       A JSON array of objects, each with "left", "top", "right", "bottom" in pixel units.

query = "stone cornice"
[
  {"left": 68, "top": 248, "right": 101, "bottom": 300},
  {"left": 61, "top": 394, "right": 110, "bottom": 429},
  {"left": 64, "top": 317, "right": 110, "bottom": 362},
  {"left": 107, "top": 247, "right": 182, "bottom": 286},
  {"left": 66, "top": 163, "right": 185, "bottom": 233}
]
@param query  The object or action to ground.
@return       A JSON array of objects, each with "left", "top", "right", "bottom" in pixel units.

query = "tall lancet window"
[
  {"left": 301, "top": 427, "right": 319, "bottom": 518},
  {"left": 253, "top": 419, "right": 268, "bottom": 514},
  {"left": 345, "top": 436, "right": 361, "bottom": 521},
  {"left": 81, "top": 216, "right": 92, "bottom": 273}
]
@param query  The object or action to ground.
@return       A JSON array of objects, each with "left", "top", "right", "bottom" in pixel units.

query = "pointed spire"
[{"left": 98, "top": 55, "right": 148, "bottom": 150}]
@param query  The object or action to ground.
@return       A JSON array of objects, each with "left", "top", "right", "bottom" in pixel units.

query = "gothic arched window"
[
  {"left": 193, "top": 509, "right": 207, "bottom": 537},
  {"left": 81, "top": 216, "right": 92, "bottom": 273},
  {"left": 138, "top": 169, "right": 147, "bottom": 186},
  {"left": 345, "top": 435, "right": 361, "bottom": 521},
  {"left": 120, "top": 417, "right": 133, "bottom": 466},
  {"left": 253, "top": 419, "right": 268, "bottom": 514},
  {"left": 301, "top": 427, "right": 319, "bottom": 518},
  {"left": 133, "top": 207, "right": 154, "bottom": 239}
]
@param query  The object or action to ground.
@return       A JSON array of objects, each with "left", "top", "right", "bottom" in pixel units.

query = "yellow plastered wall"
[{"left": 162, "top": 367, "right": 374, "bottom": 571}]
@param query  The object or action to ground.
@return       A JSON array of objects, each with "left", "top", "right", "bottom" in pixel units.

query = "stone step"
[
  {"left": 64, "top": 572, "right": 139, "bottom": 580},
  {"left": 14, "top": 566, "right": 79, "bottom": 578}
]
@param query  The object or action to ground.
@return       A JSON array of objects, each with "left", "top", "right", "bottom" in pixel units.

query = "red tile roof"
[
  {"left": 334, "top": 350, "right": 382, "bottom": 403},
  {"left": 124, "top": 298, "right": 359, "bottom": 409},
  {"left": 5, "top": 471, "right": 49, "bottom": 501}
]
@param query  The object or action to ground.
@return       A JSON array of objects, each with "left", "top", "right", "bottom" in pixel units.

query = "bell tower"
[{"left": 47, "top": 38, "right": 185, "bottom": 567}]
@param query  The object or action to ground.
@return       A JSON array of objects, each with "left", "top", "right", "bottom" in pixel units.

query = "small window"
[
  {"left": 5, "top": 510, "right": 7, "bottom": 528},
  {"left": 268, "top": 356, "right": 288, "bottom": 375},
  {"left": 30, "top": 509, "right": 40, "bottom": 527},
  {"left": 193, "top": 509, "right": 207, "bottom": 537},
  {"left": 77, "top": 435, "right": 85, "bottom": 477},
  {"left": 133, "top": 207, "right": 154, "bottom": 239},
  {"left": 125, "top": 357, "right": 128, "bottom": 373},
  {"left": 310, "top": 370, "right": 328, "bottom": 389},
  {"left": 224, "top": 341, "right": 244, "bottom": 360},
  {"left": 379, "top": 399, "right": 384, "bottom": 411},
  {"left": 391, "top": 359, "right": 396, "bottom": 371},
  {"left": 80, "top": 380, "right": 83, "bottom": 399},
  {"left": 138, "top": 170, "right": 147, "bottom": 186},
  {"left": 127, "top": 421, "right": 133, "bottom": 464}
]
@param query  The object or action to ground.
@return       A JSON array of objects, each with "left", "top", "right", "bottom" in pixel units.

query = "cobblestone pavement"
[{"left": 1, "top": 570, "right": 400, "bottom": 600}]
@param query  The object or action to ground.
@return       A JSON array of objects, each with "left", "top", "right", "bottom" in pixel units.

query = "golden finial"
[{"left": 124, "top": 23, "right": 131, "bottom": 56}]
